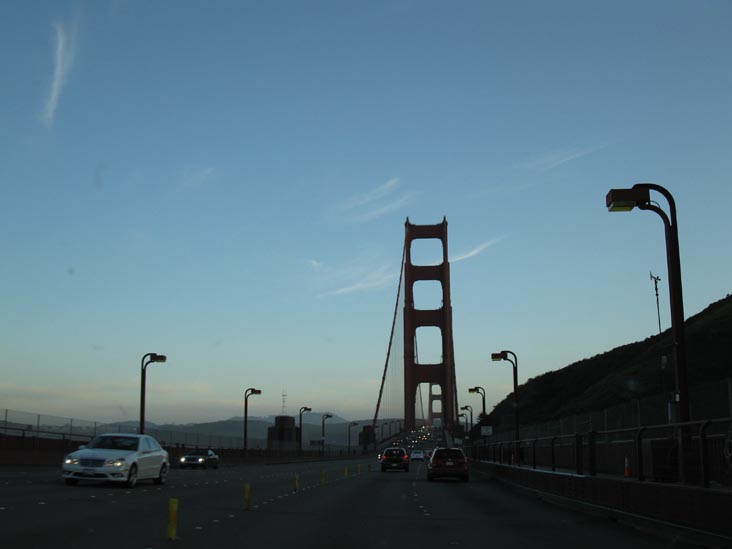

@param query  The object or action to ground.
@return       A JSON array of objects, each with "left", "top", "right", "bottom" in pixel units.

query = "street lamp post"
[
  {"left": 243, "top": 387, "right": 262, "bottom": 455},
  {"left": 321, "top": 413, "right": 332, "bottom": 454},
  {"left": 468, "top": 386, "right": 486, "bottom": 418},
  {"left": 348, "top": 422, "right": 359, "bottom": 455},
  {"left": 298, "top": 406, "right": 311, "bottom": 452},
  {"left": 460, "top": 405, "right": 473, "bottom": 431},
  {"left": 606, "top": 184, "right": 689, "bottom": 424},
  {"left": 139, "top": 353, "right": 167, "bottom": 435},
  {"left": 492, "top": 350, "right": 519, "bottom": 443}
]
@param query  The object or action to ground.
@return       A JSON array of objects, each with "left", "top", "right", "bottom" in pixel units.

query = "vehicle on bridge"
[
  {"left": 381, "top": 447, "right": 409, "bottom": 472},
  {"left": 427, "top": 447, "right": 468, "bottom": 482},
  {"left": 410, "top": 449, "right": 425, "bottom": 461},
  {"left": 62, "top": 433, "right": 169, "bottom": 488},
  {"left": 179, "top": 448, "right": 220, "bottom": 469}
]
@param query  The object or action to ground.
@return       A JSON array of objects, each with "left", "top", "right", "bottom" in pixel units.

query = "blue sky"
[{"left": 1, "top": 0, "right": 731, "bottom": 424}]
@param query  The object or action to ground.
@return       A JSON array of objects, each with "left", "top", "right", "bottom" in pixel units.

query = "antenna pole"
[{"left": 650, "top": 271, "right": 662, "bottom": 334}]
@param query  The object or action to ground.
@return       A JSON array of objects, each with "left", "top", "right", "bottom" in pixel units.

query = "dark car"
[
  {"left": 427, "top": 447, "right": 468, "bottom": 481},
  {"left": 179, "top": 448, "right": 219, "bottom": 469},
  {"left": 380, "top": 447, "right": 409, "bottom": 472}
]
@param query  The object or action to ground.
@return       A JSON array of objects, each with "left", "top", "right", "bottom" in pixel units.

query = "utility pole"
[
  {"left": 651, "top": 271, "right": 671, "bottom": 424},
  {"left": 650, "top": 271, "right": 662, "bottom": 335}
]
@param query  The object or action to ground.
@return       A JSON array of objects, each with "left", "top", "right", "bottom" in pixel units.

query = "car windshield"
[
  {"left": 384, "top": 449, "right": 404, "bottom": 457},
  {"left": 188, "top": 450, "right": 209, "bottom": 456},
  {"left": 87, "top": 436, "right": 139, "bottom": 451}
]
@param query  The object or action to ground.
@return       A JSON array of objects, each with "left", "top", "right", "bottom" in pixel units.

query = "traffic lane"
[
  {"left": 167, "top": 460, "right": 430, "bottom": 548},
  {"left": 1, "top": 460, "right": 374, "bottom": 549},
  {"left": 413, "top": 464, "right": 670, "bottom": 548}
]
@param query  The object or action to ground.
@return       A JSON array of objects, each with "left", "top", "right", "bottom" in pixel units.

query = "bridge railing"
[{"left": 467, "top": 417, "right": 732, "bottom": 488}]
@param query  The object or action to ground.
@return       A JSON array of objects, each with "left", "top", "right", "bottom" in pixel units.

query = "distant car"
[
  {"left": 427, "top": 447, "right": 468, "bottom": 482},
  {"left": 381, "top": 447, "right": 409, "bottom": 472},
  {"left": 410, "top": 450, "right": 425, "bottom": 461},
  {"left": 180, "top": 449, "right": 219, "bottom": 469},
  {"left": 62, "top": 433, "right": 169, "bottom": 488}
]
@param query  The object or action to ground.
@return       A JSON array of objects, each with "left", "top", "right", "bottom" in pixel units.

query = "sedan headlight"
[
  {"left": 64, "top": 457, "right": 79, "bottom": 465},
  {"left": 180, "top": 457, "right": 186, "bottom": 462},
  {"left": 105, "top": 458, "right": 126, "bottom": 467},
  {"left": 197, "top": 458, "right": 204, "bottom": 462}
]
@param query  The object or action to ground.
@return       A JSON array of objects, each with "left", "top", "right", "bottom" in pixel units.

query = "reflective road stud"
[
  {"left": 167, "top": 498, "right": 178, "bottom": 541},
  {"left": 244, "top": 483, "right": 251, "bottom": 510}
]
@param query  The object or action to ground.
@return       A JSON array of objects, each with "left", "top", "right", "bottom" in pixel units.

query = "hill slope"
[{"left": 484, "top": 294, "right": 732, "bottom": 431}]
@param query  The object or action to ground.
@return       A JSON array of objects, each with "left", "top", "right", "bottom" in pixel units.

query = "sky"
[{"left": 1, "top": 0, "right": 731, "bottom": 425}]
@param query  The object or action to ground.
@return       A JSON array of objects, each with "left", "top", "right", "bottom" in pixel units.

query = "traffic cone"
[{"left": 624, "top": 455, "right": 631, "bottom": 478}]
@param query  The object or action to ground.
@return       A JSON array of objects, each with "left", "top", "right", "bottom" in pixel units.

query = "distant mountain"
[{"left": 484, "top": 294, "right": 732, "bottom": 431}]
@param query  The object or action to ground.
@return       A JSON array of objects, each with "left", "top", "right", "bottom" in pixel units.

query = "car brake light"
[{"left": 402, "top": 454, "right": 408, "bottom": 460}]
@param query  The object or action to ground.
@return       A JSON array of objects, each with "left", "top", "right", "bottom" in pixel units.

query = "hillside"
[{"left": 483, "top": 294, "right": 732, "bottom": 431}]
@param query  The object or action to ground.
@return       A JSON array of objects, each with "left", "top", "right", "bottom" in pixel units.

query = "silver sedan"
[{"left": 62, "top": 433, "right": 169, "bottom": 488}]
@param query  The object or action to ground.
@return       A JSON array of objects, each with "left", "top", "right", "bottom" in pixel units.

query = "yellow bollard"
[
  {"left": 293, "top": 473, "right": 300, "bottom": 493},
  {"left": 344, "top": 466, "right": 348, "bottom": 478},
  {"left": 320, "top": 469, "right": 326, "bottom": 484},
  {"left": 167, "top": 498, "right": 178, "bottom": 541},
  {"left": 244, "top": 483, "right": 251, "bottom": 511}
]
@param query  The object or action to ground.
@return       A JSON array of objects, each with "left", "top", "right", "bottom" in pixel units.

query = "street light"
[
  {"left": 321, "top": 413, "right": 332, "bottom": 453},
  {"left": 460, "top": 405, "right": 473, "bottom": 431},
  {"left": 606, "top": 184, "right": 689, "bottom": 424},
  {"left": 348, "top": 421, "right": 359, "bottom": 455},
  {"left": 243, "top": 387, "right": 261, "bottom": 454},
  {"left": 468, "top": 386, "right": 486, "bottom": 417},
  {"left": 492, "top": 350, "right": 519, "bottom": 442},
  {"left": 298, "top": 406, "right": 311, "bottom": 451},
  {"left": 139, "top": 353, "right": 167, "bottom": 434}
]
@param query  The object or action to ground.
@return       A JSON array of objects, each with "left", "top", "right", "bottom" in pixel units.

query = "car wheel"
[
  {"left": 381, "top": 466, "right": 386, "bottom": 472},
  {"left": 126, "top": 464, "right": 138, "bottom": 488},
  {"left": 427, "top": 475, "right": 434, "bottom": 482},
  {"left": 214, "top": 462, "right": 219, "bottom": 469},
  {"left": 64, "top": 478, "right": 78, "bottom": 486},
  {"left": 154, "top": 463, "right": 168, "bottom": 485}
]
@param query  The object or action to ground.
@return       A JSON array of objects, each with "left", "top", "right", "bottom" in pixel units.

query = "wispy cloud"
[
  {"left": 339, "top": 177, "right": 414, "bottom": 222},
  {"left": 525, "top": 142, "right": 610, "bottom": 173},
  {"left": 318, "top": 265, "right": 397, "bottom": 297},
  {"left": 308, "top": 259, "right": 323, "bottom": 271},
  {"left": 451, "top": 236, "right": 506, "bottom": 263},
  {"left": 181, "top": 166, "right": 216, "bottom": 188},
  {"left": 41, "top": 17, "right": 80, "bottom": 128}
]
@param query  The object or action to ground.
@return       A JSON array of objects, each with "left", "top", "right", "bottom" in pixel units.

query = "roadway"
[{"left": 1, "top": 458, "right": 689, "bottom": 549}]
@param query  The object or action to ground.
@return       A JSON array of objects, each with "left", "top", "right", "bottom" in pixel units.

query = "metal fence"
[
  {"left": 0, "top": 408, "right": 245, "bottom": 449},
  {"left": 469, "top": 417, "right": 732, "bottom": 488}
]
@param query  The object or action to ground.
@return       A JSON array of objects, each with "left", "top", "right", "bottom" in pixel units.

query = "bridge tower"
[
  {"left": 427, "top": 383, "right": 443, "bottom": 426},
  {"left": 403, "top": 217, "right": 457, "bottom": 431}
]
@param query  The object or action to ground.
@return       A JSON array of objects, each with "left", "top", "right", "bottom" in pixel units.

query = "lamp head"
[
  {"left": 468, "top": 388, "right": 476, "bottom": 393},
  {"left": 252, "top": 389, "right": 262, "bottom": 395},
  {"left": 150, "top": 353, "right": 167, "bottom": 363},
  {"left": 303, "top": 407, "right": 312, "bottom": 412},
  {"left": 606, "top": 187, "right": 650, "bottom": 212}
]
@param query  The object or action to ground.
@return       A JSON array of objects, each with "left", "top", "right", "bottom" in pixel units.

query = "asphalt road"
[{"left": 1, "top": 459, "right": 692, "bottom": 549}]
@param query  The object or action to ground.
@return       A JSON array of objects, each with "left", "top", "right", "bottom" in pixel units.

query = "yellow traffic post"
[
  {"left": 293, "top": 473, "right": 300, "bottom": 493},
  {"left": 320, "top": 469, "right": 326, "bottom": 484},
  {"left": 243, "top": 483, "right": 251, "bottom": 511},
  {"left": 167, "top": 498, "right": 178, "bottom": 541},
  {"left": 343, "top": 466, "right": 348, "bottom": 478}
]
